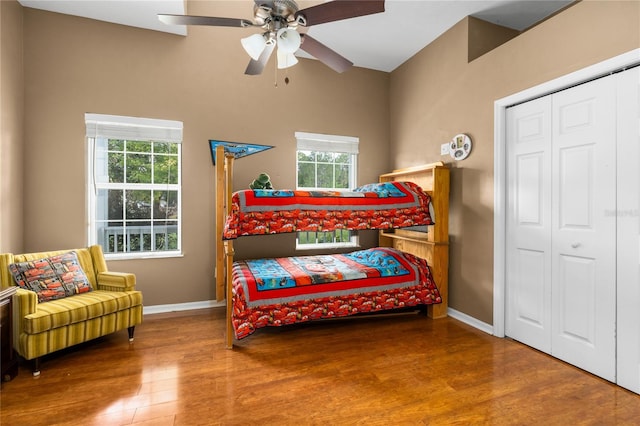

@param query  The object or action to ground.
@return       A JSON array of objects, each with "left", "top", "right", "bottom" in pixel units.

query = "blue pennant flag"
[{"left": 209, "top": 140, "right": 274, "bottom": 165}]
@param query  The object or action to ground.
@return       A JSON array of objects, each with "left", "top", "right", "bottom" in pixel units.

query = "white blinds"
[
  {"left": 85, "top": 113, "right": 183, "bottom": 143},
  {"left": 295, "top": 131, "right": 359, "bottom": 154}
]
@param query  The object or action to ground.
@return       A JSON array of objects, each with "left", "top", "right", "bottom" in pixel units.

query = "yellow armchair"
[{"left": 0, "top": 245, "right": 143, "bottom": 376}]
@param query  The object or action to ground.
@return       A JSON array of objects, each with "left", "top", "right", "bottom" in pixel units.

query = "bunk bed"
[{"left": 214, "top": 145, "right": 450, "bottom": 348}]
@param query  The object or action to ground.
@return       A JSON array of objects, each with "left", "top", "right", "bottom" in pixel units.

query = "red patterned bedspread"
[
  {"left": 223, "top": 181, "right": 433, "bottom": 239},
  {"left": 231, "top": 247, "right": 441, "bottom": 340}
]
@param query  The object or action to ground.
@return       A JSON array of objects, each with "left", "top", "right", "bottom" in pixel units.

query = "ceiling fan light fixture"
[
  {"left": 276, "top": 28, "right": 301, "bottom": 54},
  {"left": 161, "top": 0, "right": 387, "bottom": 76},
  {"left": 277, "top": 49, "right": 299, "bottom": 69},
  {"left": 241, "top": 33, "right": 268, "bottom": 61}
]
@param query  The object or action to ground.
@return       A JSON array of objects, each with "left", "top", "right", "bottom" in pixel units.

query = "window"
[
  {"left": 86, "top": 114, "right": 182, "bottom": 259},
  {"left": 295, "top": 132, "right": 359, "bottom": 250}
]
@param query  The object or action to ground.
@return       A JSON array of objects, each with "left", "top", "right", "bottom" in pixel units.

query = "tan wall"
[
  {"left": 0, "top": 0, "right": 24, "bottom": 253},
  {"left": 18, "top": 1, "right": 389, "bottom": 306},
  {"left": 390, "top": 0, "right": 640, "bottom": 324},
  {"left": 10, "top": 0, "right": 638, "bottom": 319}
]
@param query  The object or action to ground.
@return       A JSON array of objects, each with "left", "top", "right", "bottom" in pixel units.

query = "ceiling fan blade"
[
  {"left": 299, "top": 34, "right": 353, "bottom": 73},
  {"left": 254, "top": 0, "right": 275, "bottom": 8},
  {"left": 245, "top": 43, "right": 276, "bottom": 75},
  {"left": 296, "top": 0, "right": 385, "bottom": 27},
  {"left": 158, "top": 14, "right": 253, "bottom": 28}
]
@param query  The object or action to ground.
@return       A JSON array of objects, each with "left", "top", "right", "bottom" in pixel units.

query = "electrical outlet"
[{"left": 440, "top": 143, "right": 450, "bottom": 156}]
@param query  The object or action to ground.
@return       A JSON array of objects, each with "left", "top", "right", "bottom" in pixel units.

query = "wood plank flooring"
[{"left": 1, "top": 308, "right": 638, "bottom": 425}]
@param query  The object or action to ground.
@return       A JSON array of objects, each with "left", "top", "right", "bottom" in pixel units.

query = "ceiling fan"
[{"left": 159, "top": 0, "right": 385, "bottom": 76}]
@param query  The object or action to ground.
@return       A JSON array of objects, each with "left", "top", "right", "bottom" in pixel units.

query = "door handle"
[{"left": 571, "top": 242, "right": 581, "bottom": 249}]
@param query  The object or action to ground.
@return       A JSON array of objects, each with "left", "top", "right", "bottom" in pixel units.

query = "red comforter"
[
  {"left": 230, "top": 247, "right": 441, "bottom": 340},
  {"left": 223, "top": 181, "right": 433, "bottom": 239}
]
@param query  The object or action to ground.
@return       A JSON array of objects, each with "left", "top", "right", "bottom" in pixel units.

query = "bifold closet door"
[
  {"left": 506, "top": 74, "right": 617, "bottom": 382},
  {"left": 616, "top": 66, "right": 640, "bottom": 394},
  {"left": 505, "top": 96, "right": 553, "bottom": 354},
  {"left": 550, "top": 74, "right": 616, "bottom": 382}
]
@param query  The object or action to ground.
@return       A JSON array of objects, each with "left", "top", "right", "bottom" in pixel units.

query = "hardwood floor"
[{"left": 1, "top": 308, "right": 638, "bottom": 425}]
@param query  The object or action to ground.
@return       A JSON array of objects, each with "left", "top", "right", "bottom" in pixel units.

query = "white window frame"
[
  {"left": 86, "top": 113, "right": 183, "bottom": 260},
  {"left": 295, "top": 131, "right": 359, "bottom": 250}
]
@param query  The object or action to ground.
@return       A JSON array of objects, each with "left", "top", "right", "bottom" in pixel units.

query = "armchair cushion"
[
  {"left": 23, "top": 290, "right": 143, "bottom": 334},
  {"left": 8, "top": 251, "right": 92, "bottom": 303}
]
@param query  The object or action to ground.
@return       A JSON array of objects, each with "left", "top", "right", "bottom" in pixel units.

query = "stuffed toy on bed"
[{"left": 249, "top": 173, "right": 273, "bottom": 190}]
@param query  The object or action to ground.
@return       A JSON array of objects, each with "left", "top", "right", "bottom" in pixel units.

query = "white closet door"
[
  {"left": 550, "top": 75, "right": 616, "bottom": 381},
  {"left": 616, "top": 67, "right": 640, "bottom": 393},
  {"left": 506, "top": 73, "right": 618, "bottom": 383},
  {"left": 505, "top": 96, "right": 553, "bottom": 353}
]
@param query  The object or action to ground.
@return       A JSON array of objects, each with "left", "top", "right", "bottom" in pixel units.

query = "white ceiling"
[{"left": 17, "top": 0, "right": 573, "bottom": 72}]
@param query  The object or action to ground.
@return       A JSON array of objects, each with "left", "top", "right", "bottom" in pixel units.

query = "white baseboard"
[
  {"left": 143, "top": 301, "right": 495, "bottom": 337},
  {"left": 143, "top": 300, "right": 225, "bottom": 315},
  {"left": 447, "top": 307, "right": 494, "bottom": 335}
]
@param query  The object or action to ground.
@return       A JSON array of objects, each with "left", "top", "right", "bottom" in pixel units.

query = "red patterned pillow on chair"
[
  {"left": 9, "top": 257, "right": 66, "bottom": 302},
  {"left": 48, "top": 252, "right": 93, "bottom": 296},
  {"left": 9, "top": 251, "right": 92, "bottom": 303}
]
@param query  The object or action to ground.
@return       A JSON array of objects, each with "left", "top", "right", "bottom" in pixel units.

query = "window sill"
[
  {"left": 105, "top": 251, "right": 184, "bottom": 261},
  {"left": 295, "top": 242, "right": 359, "bottom": 251}
]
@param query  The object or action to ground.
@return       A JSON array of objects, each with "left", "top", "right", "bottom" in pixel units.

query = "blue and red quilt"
[
  {"left": 223, "top": 181, "right": 434, "bottom": 239},
  {"left": 231, "top": 247, "right": 441, "bottom": 339}
]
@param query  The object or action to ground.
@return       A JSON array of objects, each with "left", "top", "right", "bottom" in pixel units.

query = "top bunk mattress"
[{"left": 223, "top": 181, "right": 434, "bottom": 239}]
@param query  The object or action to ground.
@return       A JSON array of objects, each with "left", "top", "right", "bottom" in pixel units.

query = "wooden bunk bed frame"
[{"left": 215, "top": 145, "right": 450, "bottom": 348}]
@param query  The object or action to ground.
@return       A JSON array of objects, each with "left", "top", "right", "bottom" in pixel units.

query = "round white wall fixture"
[{"left": 450, "top": 134, "right": 472, "bottom": 161}]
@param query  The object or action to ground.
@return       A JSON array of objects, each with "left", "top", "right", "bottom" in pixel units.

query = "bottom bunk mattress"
[{"left": 231, "top": 247, "right": 442, "bottom": 339}]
